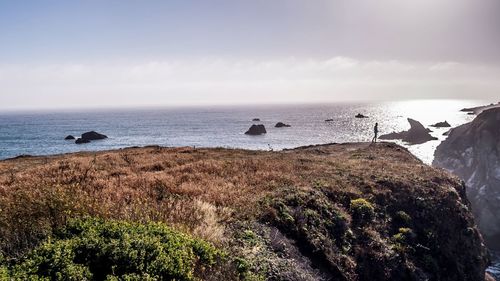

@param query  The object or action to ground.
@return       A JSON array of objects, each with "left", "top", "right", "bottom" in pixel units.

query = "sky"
[{"left": 0, "top": 0, "right": 499, "bottom": 109}]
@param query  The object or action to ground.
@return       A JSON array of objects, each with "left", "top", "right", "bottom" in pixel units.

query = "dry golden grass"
[
  {"left": 0, "top": 145, "right": 306, "bottom": 255},
  {"left": 0, "top": 143, "right": 443, "bottom": 250},
  {"left": 0, "top": 142, "right": 488, "bottom": 281}
]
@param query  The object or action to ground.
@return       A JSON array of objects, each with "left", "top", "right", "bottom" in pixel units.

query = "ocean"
[
  {"left": 1, "top": 98, "right": 500, "bottom": 276},
  {"left": 0, "top": 99, "right": 484, "bottom": 163}
]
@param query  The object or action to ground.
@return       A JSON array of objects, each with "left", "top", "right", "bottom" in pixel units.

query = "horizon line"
[{"left": 0, "top": 98, "right": 494, "bottom": 114}]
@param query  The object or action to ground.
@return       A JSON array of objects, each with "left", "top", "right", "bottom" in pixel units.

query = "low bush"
[
  {"left": 393, "top": 227, "right": 413, "bottom": 243},
  {"left": 2, "top": 217, "right": 226, "bottom": 281},
  {"left": 393, "top": 211, "right": 412, "bottom": 227},
  {"left": 350, "top": 198, "right": 375, "bottom": 224}
]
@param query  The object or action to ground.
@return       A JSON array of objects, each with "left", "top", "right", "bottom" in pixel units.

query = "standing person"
[{"left": 372, "top": 123, "right": 379, "bottom": 143}]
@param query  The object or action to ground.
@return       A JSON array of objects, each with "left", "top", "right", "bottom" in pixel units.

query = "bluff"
[
  {"left": 0, "top": 143, "right": 490, "bottom": 280},
  {"left": 434, "top": 108, "right": 500, "bottom": 250}
]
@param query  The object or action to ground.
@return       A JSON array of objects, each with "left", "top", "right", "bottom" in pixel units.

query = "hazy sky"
[{"left": 1, "top": 0, "right": 499, "bottom": 109}]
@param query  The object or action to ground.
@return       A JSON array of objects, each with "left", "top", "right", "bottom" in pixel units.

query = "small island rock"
[
  {"left": 65, "top": 135, "right": 75, "bottom": 140},
  {"left": 75, "top": 138, "right": 91, "bottom": 144},
  {"left": 431, "top": 121, "right": 451, "bottom": 128},
  {"left": 245, "top": 124, "right": 266, "bottom": 135},
  {"left": 355, "top": 113, "right": 368, "bottom": 118},
  {"left": 81, "top": 131, "right": 108, "bottom": 141},
  {"left": 275, "top": 122, "right": 291, "bottom": 128},
  {"left": 252, "top": 118, "right": 260, "bottom": 122}
]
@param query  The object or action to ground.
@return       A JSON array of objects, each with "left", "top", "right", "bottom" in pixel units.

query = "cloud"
[{"left": 0, "top": 57, "right": 499, "bottom": 109}]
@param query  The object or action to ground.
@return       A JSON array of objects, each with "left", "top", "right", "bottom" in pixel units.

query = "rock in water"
[
  {"left": 275, "top": 122, "right": 291, "bottom": 128},
  {"left": 433, "top": 108, "right": 500, "bottom": 250},
  {"left": 65, "top": 135, "right": 75, "bottom": 140},
  {"left": 81, "top": 131, "right": 108, "bottom": 141},
  {"left": 355, "top": 113, "right": 368, "bottom": 118},
  {"left": 245, "top": 124, "right": 266, "bottom": 135},
  {"left": 379, "top": 118, "right": 437, "bottom": 144},
  {"left": 252, "top": 118, "right": 260, "bottom": 122},
  {"left": 75, "top": 138, "right": 90, "bottom": 144},
  {"left": 431, "top": 121, "right": 451, "bottom": 128}
]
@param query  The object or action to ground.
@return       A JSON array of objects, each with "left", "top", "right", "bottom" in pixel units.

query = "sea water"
[{"left": 0, "top": 99, "right": 484, "bottom": 163}]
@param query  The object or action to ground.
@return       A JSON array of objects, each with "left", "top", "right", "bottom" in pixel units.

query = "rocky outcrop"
[
  {"left": 379, "top": 118, "right": 438, "bottom": 144},
  {"left": 245, "top": 124, "right": 266, "bottom": 135},
  {"left": 75, "top": 138, "right": 90, "bottom": 144},
  {"left": 434, "top": 108, "right": 500, "bottom": 250},
  {"left": 461, "top": 102, "right": 500, "bottom": 115},
  {"left": 355, "top": 113, "right": 368, "bottom": 118},
  {"left": 81, "top": 131, "right": 108, "bottom": 141},
  {"left": 275, "top": 122, "right": 291, "bottom": 128},
  {"left": 431, "top": 121, "right": 451, "bottom": 128},
  {"left": 73, "top": 131, "right": 107, "bottom": 144},
  {"left": 64, "top": 135, "right": 75, "bottom": 140},
  {"left": 252, "top": 118, "right": 260, "bottom": 122}
]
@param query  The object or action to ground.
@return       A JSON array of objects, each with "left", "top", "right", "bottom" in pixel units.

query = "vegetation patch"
[
  {"left": 1, "top": 217, "right": 226, "bottom": 281},
  {"left": 349, "top": 198, "right": 375, "bottom": 225},
  {"left": 392, "top": 211, "right": 412, "bottom": 228},
  {"left": 0, "top": 144, "right": 489, "bottom": 281},
  {"left": 263, "top": 188, "right": 355, "bottom": 280}
]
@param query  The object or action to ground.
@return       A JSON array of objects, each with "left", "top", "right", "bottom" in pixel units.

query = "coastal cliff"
[
  {"left": 0, "top": 143, "right": 489, "bottom": 280},
  {"left": 434, "top": 108, "right": 500, "bottom": 251}
]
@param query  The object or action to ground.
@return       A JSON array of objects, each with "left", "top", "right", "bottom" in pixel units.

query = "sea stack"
[
  {"left": 379, "top": 118, "right": 437, "bottom": 144},
  {"left": 245, "top": 124, "right": 266, "bottom": 135},
  {"left": 81, "top": 131, "right": 108, "bottom": 141},
  {"left": 275, "top": 122, "right": 291, "bottom": 128},
  {"left": 74, "top": 131, "right": 108, "bottom": 144}
]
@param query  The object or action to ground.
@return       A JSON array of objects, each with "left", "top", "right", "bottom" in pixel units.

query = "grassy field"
[{"left": 0, "top": 142, "right": 490, "bottom": 280}]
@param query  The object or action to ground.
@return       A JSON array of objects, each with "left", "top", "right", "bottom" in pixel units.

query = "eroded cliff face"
[{"left": 434, "top": 108, "right": 500, "bottom": 250}]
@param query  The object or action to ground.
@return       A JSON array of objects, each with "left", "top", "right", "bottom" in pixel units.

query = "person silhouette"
[{"left": 372, "top": 123, "right": 379, "bottom": 143}]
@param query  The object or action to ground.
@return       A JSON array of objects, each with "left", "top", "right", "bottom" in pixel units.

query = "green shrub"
[
  {"left": 393, "top": 211, "right": 412, "bottom": 227},
  {"left": 350, "top": 198, "right": 375, "bottom": 224},
  {"left": 392, "top": 227, "right": 416, "bottom": 253},
  {"left": 0, "top": 265, "right": 9, "bottom": 281},
  {"left": 3, "top": 217, "right": 224, "bottom": 280},
  {"left": 398, "top": 227, "right": 412, "bottom": 234},
  {"left": 233, "top": 257, "right": 265, "bottom": 281},
  {"left": 240, "top": 230, "right": 258, "bottom": 246},
  {"left": 234, "top": 257, "right": 250, "bottom": 275}
]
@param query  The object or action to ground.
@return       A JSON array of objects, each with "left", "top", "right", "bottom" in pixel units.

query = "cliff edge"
[{"left": 434, "top": 108, "right": 500, "bottom": 251}]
